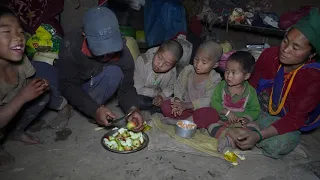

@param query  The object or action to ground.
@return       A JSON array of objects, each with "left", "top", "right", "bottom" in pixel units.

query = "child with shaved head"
[
  {"left": 134, "top": 40, "right": 183, "bottom": 114},
  {"left": 161, "top": 40, "right": 222, "bottom": 124}
]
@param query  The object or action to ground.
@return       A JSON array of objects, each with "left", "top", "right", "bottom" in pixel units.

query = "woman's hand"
[{"left": 234, "top": 130, "right": 260, "bottom": 150}]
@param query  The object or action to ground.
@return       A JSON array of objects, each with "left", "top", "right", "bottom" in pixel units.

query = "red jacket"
[{"left": 249, "top": 47, "right": 320, "bottom": 134}]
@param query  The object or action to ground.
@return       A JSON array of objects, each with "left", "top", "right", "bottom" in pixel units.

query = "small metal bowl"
[{"left": 174, "top": 120, "right": 197, "bottom": 139}]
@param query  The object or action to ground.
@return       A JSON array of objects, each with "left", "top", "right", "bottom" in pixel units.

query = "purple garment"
[{"left": 82, "top": 65, "right": 123, "bottom": 106}]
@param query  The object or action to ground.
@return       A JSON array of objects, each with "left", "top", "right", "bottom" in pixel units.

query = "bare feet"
[
  {"left": 49, "top": 104, "right": 74, "bottom": 129},
  {"left": 218, "top": 136, "right": 232, "bottom": 153},
  {"left": 0, "top": 146, "right": 15, "bottom": 166},
  {"left": 10, "top": 131, "right": 40, "bottom": 144}
]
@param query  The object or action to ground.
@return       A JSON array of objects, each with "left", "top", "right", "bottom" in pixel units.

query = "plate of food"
[{"left": 101, "top": 128, "right": 149, "bottom": 154}]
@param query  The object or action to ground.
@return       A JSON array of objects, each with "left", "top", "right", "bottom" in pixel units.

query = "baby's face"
[
  {"left": 224, "top": 60, "right": 247, "bottom": 86},
  {"left": 152, "top": 50, "right": 176, "bottom": 73},
  {"left": 193, "top": 49, "right": 215, "bottom": 75}
]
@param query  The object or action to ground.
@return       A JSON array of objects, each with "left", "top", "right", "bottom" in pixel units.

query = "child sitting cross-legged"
[
  {"left": 134, "top": 40, "right": 183, "bottom": 114},
  {"left": 208, "top": 51, "right": 261, "bottom": 153},
  {"left": 160, "top": 40, "right": 222, "bottom": 124}
]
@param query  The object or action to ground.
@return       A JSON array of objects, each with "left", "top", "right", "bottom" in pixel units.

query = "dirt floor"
[
  {"left": 1, "top": 1, "right": 320, "bottom": 179},
  {"left": 1, "top": 101, "right": 320, "bottom": 180}
]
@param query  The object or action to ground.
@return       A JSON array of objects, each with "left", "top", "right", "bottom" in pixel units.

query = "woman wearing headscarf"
[{"left": 234, "top": 8, "right": 320, "bottom": 159}]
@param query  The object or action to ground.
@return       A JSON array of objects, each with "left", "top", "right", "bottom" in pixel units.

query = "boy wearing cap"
[{"left": 55, "top": 7, "right": 144, "bottom": 131}]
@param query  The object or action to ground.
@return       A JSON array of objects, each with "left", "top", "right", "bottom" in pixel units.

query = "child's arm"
[
  {"left": 134, "top": 56, "right": 158, "bottom": 97},
  {"left": 0, "top": 95, "right": 26, "bottom": 128},
  {"left": 241, "top": 85, "right": 261, "bottom": 121},
  {"left": 211, "top": 81, "right": 228, "bottom": 115},
  {"left": 0, "top": 78, "right": 49, "bottom": 128}
]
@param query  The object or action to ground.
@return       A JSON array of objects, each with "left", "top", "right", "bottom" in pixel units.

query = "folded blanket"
[{"left": 151, "top": 113, "right": 224, "bottom": 159}]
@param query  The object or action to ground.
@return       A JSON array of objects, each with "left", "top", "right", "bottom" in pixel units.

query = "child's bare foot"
[
  {"left": 0, "top": 146, "right": 15, "bottom": 166},
  {"left": 218, "top": 136, "right": 232, "bottom": 153},
  {"left": 49, "top": 104, "right": 73, "bottom": 129},
  {"left": 10, "top": 131, "right": 40, "bottom": 144}
]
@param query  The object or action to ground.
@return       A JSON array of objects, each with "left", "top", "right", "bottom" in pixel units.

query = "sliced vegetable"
[
  {"left": 105, "top": 128, "right": 145, "bottom": 151},
  {"left": 139, "top": 136, "right": 144, "bottom": 144}
]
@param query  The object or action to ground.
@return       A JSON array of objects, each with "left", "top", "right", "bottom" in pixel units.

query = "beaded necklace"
[{"left": 268, "top": 64, "right": 304, "bottom": 115}]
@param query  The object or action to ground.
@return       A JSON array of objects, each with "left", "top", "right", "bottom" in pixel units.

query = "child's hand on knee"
[
  {"left": 227, "top": 112, "right": 238, "bottom": 123},
  {"left": 170, "top": 102, "right": 182, "bottom": 117},
  {"left": 237, "top": 117, "right": 250, "bottom": 127},
  {"left": 170, "top": 105, "right": 180, "bottom": 117},
  {"left": 171, "top": 101, "right": 189, "bottom": 116},
  {"left": 18, "top": 78, "right": 49, "bottom": 103},
  {"left": 152, "top": 95, "right": 164, "bottom": 107}
]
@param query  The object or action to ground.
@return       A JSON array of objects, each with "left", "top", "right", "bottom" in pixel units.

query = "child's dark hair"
[
  {"left": 158, "top": 40, "right": 183, "bottom": 63},
  {"left": 227, "top": 51, "right": 256, "bottom": 73},
  {"left": 0, "top": 6, "right": 16, "bottom": 18}
]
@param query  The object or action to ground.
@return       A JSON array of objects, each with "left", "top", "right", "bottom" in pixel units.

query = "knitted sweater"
[{"left": 211, "top": 80, "right": 261, "bottom": 121}]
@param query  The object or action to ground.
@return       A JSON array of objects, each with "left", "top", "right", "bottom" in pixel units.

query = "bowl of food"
[
  {"left": 175, "top": 120, "right": 197, "bottom": 139},
  {"left": 101, "top": 128, "right": 149, "bottom": 154}
]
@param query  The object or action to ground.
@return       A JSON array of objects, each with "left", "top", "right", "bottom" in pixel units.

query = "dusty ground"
[
  {"left": 1, "top": 1, "right": 320, "bottom": 179},
  {"left": 1, "top": 101, "right": 320, "bottom": 180}
]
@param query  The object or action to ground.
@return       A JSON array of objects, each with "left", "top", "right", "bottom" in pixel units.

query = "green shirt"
[{"left": 211, "top": 80, "right": 261, "bottom": 121}]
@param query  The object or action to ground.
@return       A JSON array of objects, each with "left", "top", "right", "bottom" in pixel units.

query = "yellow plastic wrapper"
[
  {"left": 143, "top": 123, "right": 152, "bottom": 132},
  {"left": 224, "top": 150, "right": 238, "bottom": 166}
]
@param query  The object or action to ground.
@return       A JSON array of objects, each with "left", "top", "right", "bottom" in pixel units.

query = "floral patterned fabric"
[{"left": 1, "top": 0, "right": 64, "bottom": 33}]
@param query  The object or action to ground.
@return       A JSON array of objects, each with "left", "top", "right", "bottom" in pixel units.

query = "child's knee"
[
  {"left": 104, "top": 65, "right": 124, "bottom": 85},
  {"left": 207, "top": 123, "right": 223, "bottom": 138},
  {"left": 193, "top": 107, "right": 220, "bottom": 128},
  {"left": 194, "top": 107, "right": 219, "bottom": 120},
  {"left": 160, "top": 100, "right": 172, "bottom": 117}
]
